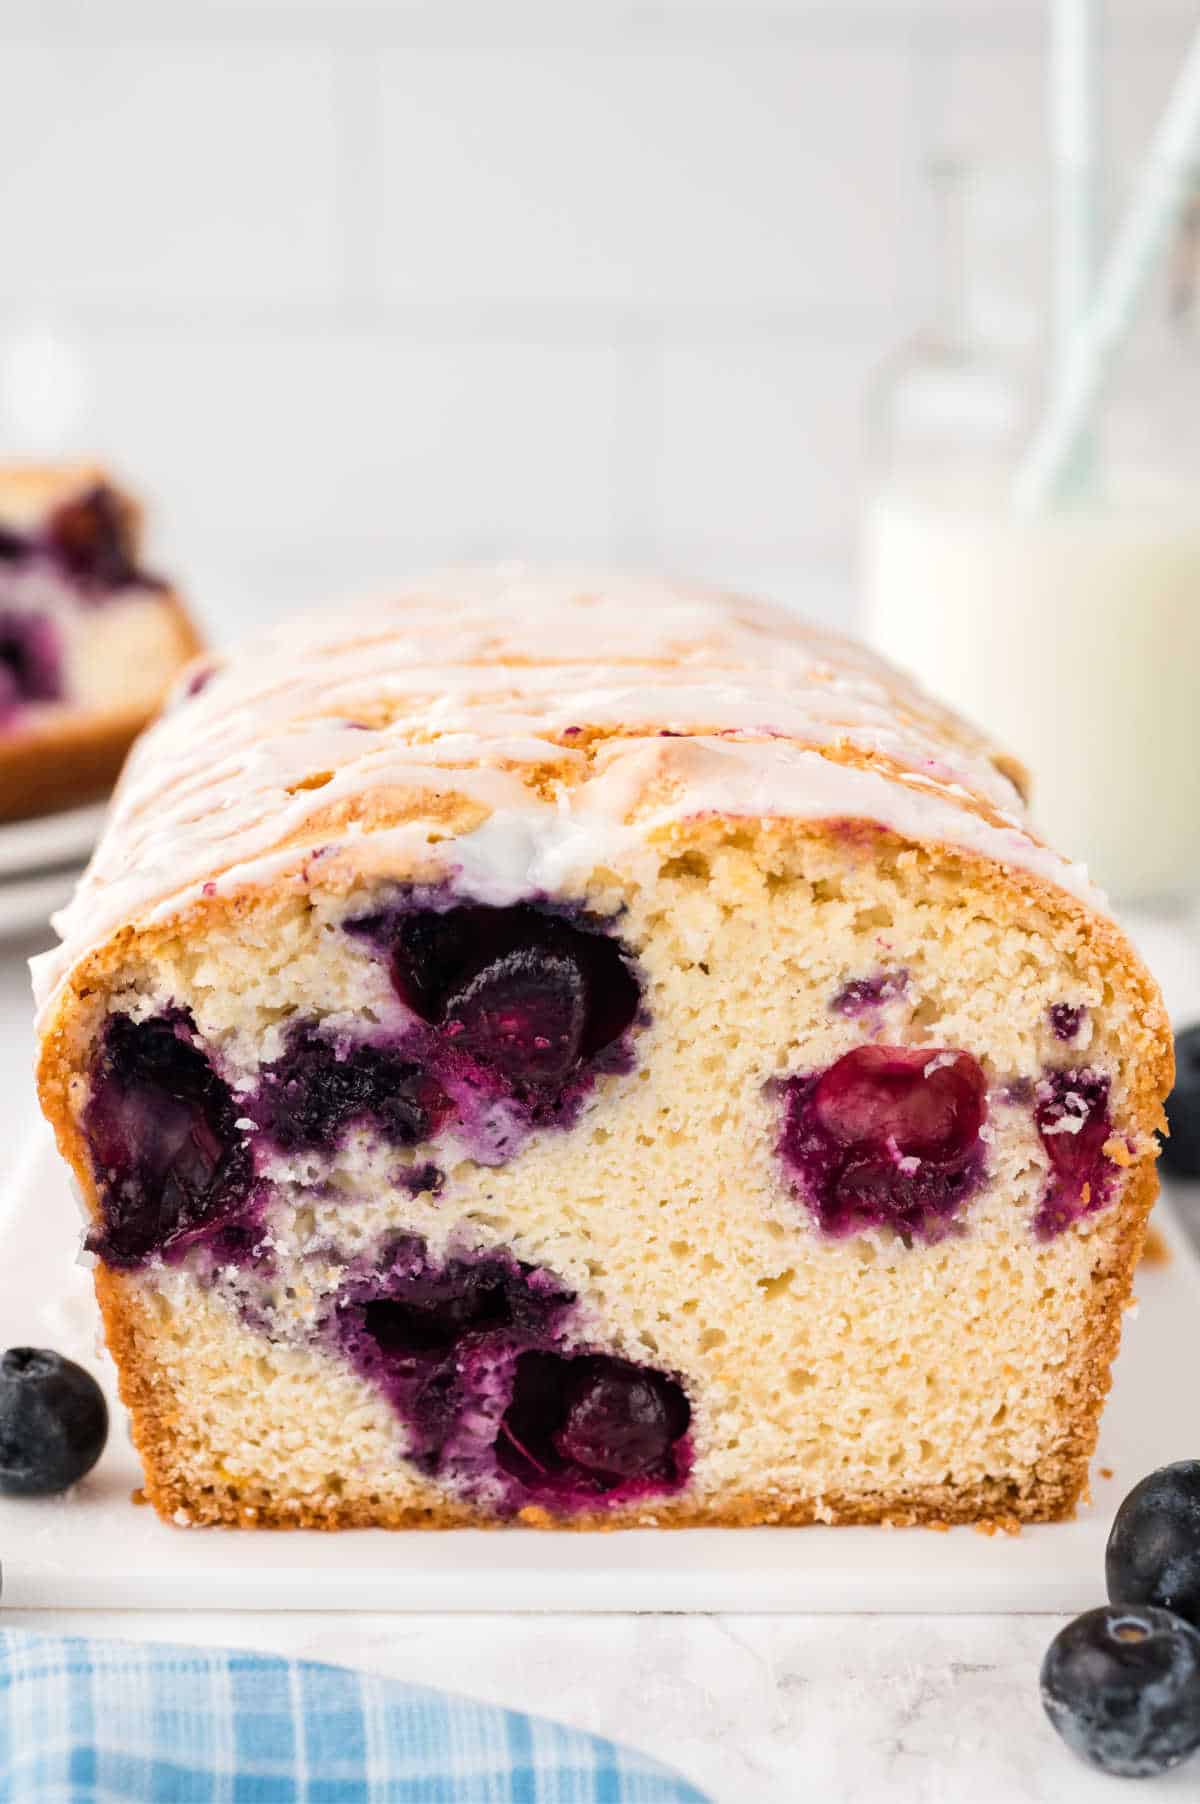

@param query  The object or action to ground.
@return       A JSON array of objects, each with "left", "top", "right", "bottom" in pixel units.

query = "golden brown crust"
[
  {"left": 32, "top": 575, "right": 1069, "bottom": 1016},
  {"left": 0, "top": 712, "right": 137, "bottom": 821}
]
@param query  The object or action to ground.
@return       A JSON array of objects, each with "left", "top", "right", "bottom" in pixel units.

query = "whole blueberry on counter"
[
  {"left": 0, "top": 1347, "right": 109, "bottom": 1496},
  {"left": 1041, "top": 1604, "right": 1200, "bottom": 1777},
  {"left": 1107, "top": 1460, "right": 1200, "bottom": 1630},
  {"left": 1162, "top": 1025, "right": 1200, "bottom": 1179}
]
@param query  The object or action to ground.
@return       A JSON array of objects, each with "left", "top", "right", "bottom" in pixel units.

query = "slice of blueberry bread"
[
  {"left": 0, "top": 463, "right": 200, "bottom": 819},
  {"left": 33, "top": 571, "right": 1171, "bottom": 1530}
]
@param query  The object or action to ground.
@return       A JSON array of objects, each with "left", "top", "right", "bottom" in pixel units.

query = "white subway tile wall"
[
  {"left": 0, "top": 0, "right": 1195, "bottom": 638},
  {"left": 372, "top": 46, "right": 917, "bottom": 310},
  {"left": 2, "top": 47, "right": 343, "bottom": 307}
]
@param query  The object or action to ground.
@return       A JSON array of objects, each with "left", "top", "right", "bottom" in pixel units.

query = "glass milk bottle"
[{"left": 863, "top": 161, "right": 1200, "bottom": 902}]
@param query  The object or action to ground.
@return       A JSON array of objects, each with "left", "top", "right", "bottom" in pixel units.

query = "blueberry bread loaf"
[
  {"left": 33, "top": 572, "right": 1171, "bottom": 1530},
  {"left": 0, "top": 463, "right": 199, "bottom": 819}
]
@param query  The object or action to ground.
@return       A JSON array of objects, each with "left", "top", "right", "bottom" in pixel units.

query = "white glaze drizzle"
[{"left": 32, "top": 568, "right": 1102, "bottom": 1019}]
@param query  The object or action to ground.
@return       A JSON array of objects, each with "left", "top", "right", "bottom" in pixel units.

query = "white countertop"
[{"left": 2, "top": 911, "right": 1198, "bottom": 1804}]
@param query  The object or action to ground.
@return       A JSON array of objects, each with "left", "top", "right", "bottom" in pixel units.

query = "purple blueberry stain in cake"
[
  {"left": 0, "top": 610, "right": 62, "bottom": 720},
  {"left": 83, "top": 1012, "right": 255, "bottom": 1268},
  {"left": 442, "top": 945, "right": 588, "bottom": 1089},
  {"left": 109, "top": 900, "right": 644, "bottom": 1255},
  {"left": 1033, "top": 1067, "right": 1118, "bottom": 1240},
  {"left": 44, "top": 484, "right": 155, "bottom": 594},
  {"left": 399, "top": 1160, "right": 444, "bottom": 1197},
  {"left": 496, "top": 1351, "right": 692, "bottom": 1505},
  {"left": 777, "top": 1044, "right": 989, "bottom": 1241},
  {"left": 251, "top": 1022, "right": 449, "bottom": 1154},
  {"left": 86, "top": 899, "right": 644, "bottom": 1258},
  {"left": 384, "top": 902, "right": 641, "bottom": 1060},
  {"left": 347, "top": 897, "right": 644, "bottom": 1144},
  {"left": 0, "top": 485, "right": 165, "bottom": 732},
  {"left": 192, "top": 1214, "right": 275, "bottom": 1280},
  {"left": 1049, "top": 1003, "right": 1087, "bottom": 1043},
  {"left": 0, "top": 483, "right": 162, "bottom": 605},
  {"left": 329, "top": 1235, "right": 690, "bottom": 1512},
  {"left": 830, "top": 969, "right": 909, "bottom": 1019}
]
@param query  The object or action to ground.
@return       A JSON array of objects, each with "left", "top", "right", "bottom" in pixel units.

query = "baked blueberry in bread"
[
  {"left": 0, "top": 463, "right": 199, "bottom": 819},
  {"left": 33, "top": 571, "right": 1172, "bottom": 1529}
]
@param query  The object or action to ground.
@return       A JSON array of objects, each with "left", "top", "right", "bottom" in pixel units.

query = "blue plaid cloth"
[{"left": 0, "top": 1632, "right": 710, "bottom": 1803}]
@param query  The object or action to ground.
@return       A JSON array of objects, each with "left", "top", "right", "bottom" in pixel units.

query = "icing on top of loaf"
[{"left": 32, "top": 568, "right": 1101, "bottom": 1017}]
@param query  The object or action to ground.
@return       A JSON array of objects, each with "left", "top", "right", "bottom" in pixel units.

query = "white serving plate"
[
  {"left": 0, "top": 866, "right": 83, "bottom": 940},
  {"left": 0, "top": 802, "right": 105, "bottom": 881},
  {"left": 0, "top": 801, "right": 105, "bottom": 939},
  {"left": 1, "top": 1128, "right": 1198, "bottom": 1614}
]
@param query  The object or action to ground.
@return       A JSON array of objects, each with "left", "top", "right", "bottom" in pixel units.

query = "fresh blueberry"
[
  {"left": 554, "top": 1360, "right": 690, "bottom": 1480},
  {"left": 1041, "top": 1604, "right": 1200, "bottom": 1777},
  {"left": 44, "top": 485, "right": 141, "bottom": 590},
  {"left": 83, "top": 1012, "right": 252, "bottom": 1267},
  {"left": 443, "top": 947, "right": 587, "bottom": 1087},
  {"left": 778, "top": 1045, "right": 988, "bottom": 1240},
  {"left": 0, "top": 1348, "right": 109, "bottom": 1496},
  {"left": 496, "top": 1351, "right": 691, "bottom": 1497},
  {"left": 387, "top": 903, "right": 640, "bottom": 1079},
  {"left": 331, "top": 1238, "right": 691, "bottom": 1509},
  {"left": 1163, "top": 1026, "right": 1200, "bottom": 1180},
  {"left": 334, "top": 1241, "right": 576, "bottom": 1476},
  {"left": 1107, "top": 1461, "right": 1200, "bottom": 1630}
]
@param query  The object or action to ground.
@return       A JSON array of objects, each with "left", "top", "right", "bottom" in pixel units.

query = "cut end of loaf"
[{"left": 38, "top": 815, "right": 1169, "bottom": 1531}]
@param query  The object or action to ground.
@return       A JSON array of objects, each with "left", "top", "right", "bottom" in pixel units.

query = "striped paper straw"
[{"left": 1014, "top": 18, "right": 1200, "bottom": 513}]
